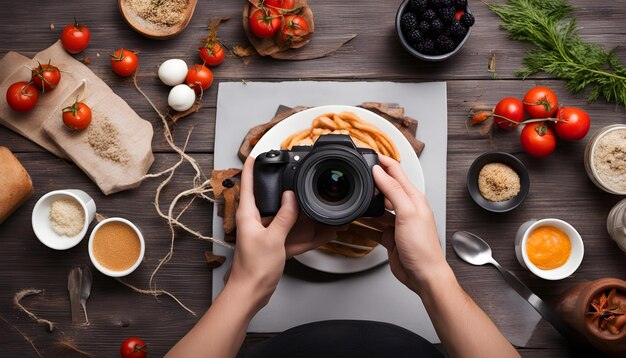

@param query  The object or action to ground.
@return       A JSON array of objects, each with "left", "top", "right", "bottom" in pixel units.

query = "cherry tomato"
[
  {"left": 199, "top": 43, "right": 225, "bottom": 67},
  {"left": 60, "top": 20, "right": 90, "bottom": 54},
  {"left": 281, "top": 15, "right": 309, "bottom": 42},
  {"left": 120, "top": 337, "right": 147, "bottom": 358},
  {"left": 111, "top": 49, "right": 139, "bottom": 77},
  {"left": 31, "top": 62, "right": 61, "bottom": 93},
  {"left": 265, "top": 0, "right": 296, "bottom": 9},
  {"left": 62, "top": 101, "right": 92, "bottom": 130},
  {"left": 554, "top": 107, "right": 591, "bottom": 141},
  {"left": 185, "top": 64, "right": 213, "bottom": 94},
  {"left": 523, "top": 86, "right": 559, "bottom": 118},
  {"left": 493, "top": 97, "right": 525, "bottom": 131},
  {"left": 249, "top": 7, "right": 281, "bottom": 38},
  {"left": 521, "top": 122, "right": 557, "bottom": 158},
  {"left": 6, "top": 82, "right": 39, "bottom": 112}
]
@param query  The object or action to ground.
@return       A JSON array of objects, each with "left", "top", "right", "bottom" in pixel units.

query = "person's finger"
[
  {"left": 373, "top": 165, "right": 415, "bottom": 216},
  {"left": 381, "top": 226, "right": 396, "bottom": 252},
  {"left": 268, "top": 191, "right": 299, "bottom": 240},
  {"left": 384, "top": 198, "right": 394, "bottom": 211},
  {"left": 378, "top": 155, "right": 422, "bottom": 200},
  {"left": 237, "top": 156, "right": 261, "bottom": 222}
]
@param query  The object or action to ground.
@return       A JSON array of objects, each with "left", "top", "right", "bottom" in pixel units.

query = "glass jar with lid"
[
  {"left": 584, "top": 124, "right": 626, "bottom": 195},
  {"left": 608, "top": 198, "right": 626, "bottom": 252}
]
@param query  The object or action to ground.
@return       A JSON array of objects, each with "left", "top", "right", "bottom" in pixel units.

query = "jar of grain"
[
  {"left": 607, "top": 198, "right": 626, "bottom": 253},
  {"left": 584, "top": 124, "right": 626, "bottom": 195}
]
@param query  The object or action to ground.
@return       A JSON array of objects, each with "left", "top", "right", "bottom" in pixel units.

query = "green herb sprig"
[{"left": 485, "top": 0, "right": 626, "bottom": 107}]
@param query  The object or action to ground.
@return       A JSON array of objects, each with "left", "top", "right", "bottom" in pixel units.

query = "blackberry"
[
  {"left": 460, "top": 12, "right": 475, "bottom": 27},
  {"left": 435, "top": 35, "right": 456, "bottom": 53},
  {"left": 440, "top": 0, "right": 453, "bottom": 7},
  {"left": 407, "top": 29, "right": 424, "bottom": 44},
  {"left": 409, "top": 0, "right": 428, "bottom": 13},
  {"left": 416, "top": 38, "right": 436, "bottom": 55},
  {"left": 453, "top": 0, "right": 467, "bottom": 10},
  {"left": 430, "top": 19, "right": 444, "bottom": 35},
  {"left": 401, "top": 12, "right": 419, "bottom": 33},
  {"left": 449, "top": 20, "right": 467, "bottom": 40},
  {"left": 422, "top": 9, "right": 437, "bottom": 21},
  {"left": 438, "top": 6, "right": 456, "bottom": 24},
  {"left": 417, "top": 20, "right": 430, "bottom": 34},
  {"left": 430, "top": 0, "right": 442, "bottom": 8}
]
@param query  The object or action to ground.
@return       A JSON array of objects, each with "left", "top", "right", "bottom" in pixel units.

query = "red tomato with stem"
[
  {"left": 199, "top": 42, "right": 225, "bottom": 67},
  {"left": 6, "top": 82, "right": 39, "bottom": 112},
  {"left": 265, "top": 0, "right": 296, "bottom": 9},
  {"left": 185, "top": 64, "right": 213, "bottom": 94},
  {"left": 62, "top": 100, "right": 92, "bottom": 130},
  {"left": 554, "top": 107, "right": 591, "bottom": 141},
  {"left": 31, "top": 62, "right": 61, "bottom": 92},
  {"left": 523, "top": 86, "right": 559, "bottom": 118},
  {"left": 111, "top": 49, "right": 139, "bottom": 77},
  {"left": 60, "top": 20, "right": 90, "bottom": 54},
  {"left": 281, "top": 15, "right": 309, "bottom": 42},
  {"left": 493, "top": 97, "right": 525, "bottom": 131},
  {"left": 120, "top": 337, "right": 147, "bottom": 358},
  {"left": 521, "top": 122, "right": 557, "bottom": 158},
  {"left": 249, "top": 7, "right": 281, "bottom": 38}
]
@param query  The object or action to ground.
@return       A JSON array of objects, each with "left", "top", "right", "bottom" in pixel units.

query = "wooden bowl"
[{"left": 118, "top": 0, "right": 197, "bottom": 40}]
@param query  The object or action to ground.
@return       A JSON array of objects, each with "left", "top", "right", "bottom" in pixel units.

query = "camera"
[{"left": 253, "top": 134, "right": 385, "bottom": 226}]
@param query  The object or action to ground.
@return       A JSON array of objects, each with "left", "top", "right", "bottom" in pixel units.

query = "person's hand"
[
  {"left": 284, "top": 215, "right": 347, "bottom": 258},
  {"left": 372, "top": 155, "right": 452, "bottom": 295},
  {"left": 228, "top": 157, "right": 299, "bottom": 308}
]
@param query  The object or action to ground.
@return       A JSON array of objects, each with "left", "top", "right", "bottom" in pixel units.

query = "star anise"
[{"left": 587, "top": 289, "right": 626, "bottom": 334}]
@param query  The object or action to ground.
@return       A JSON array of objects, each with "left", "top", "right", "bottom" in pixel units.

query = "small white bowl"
[
  {"left": 515, "top": 218, "right": 584, "bottom": 280},
  {"left": 32, "top": 189, "right": 96, "bottom": 250},
  {"left": 88, "top": 217, "right": 145, "bottom": 277}
]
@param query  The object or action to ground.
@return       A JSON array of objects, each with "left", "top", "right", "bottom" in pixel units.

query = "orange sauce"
[
  {"left": 526, "top": 226, "right": 571, "bottom": 270},
  {"left": 93, "top": 221, "right": 141, "bottom": 272}
]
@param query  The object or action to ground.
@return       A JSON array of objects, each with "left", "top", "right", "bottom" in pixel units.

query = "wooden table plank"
[{"left": 1, "top": 0, "right": 625, "bottom": 357}]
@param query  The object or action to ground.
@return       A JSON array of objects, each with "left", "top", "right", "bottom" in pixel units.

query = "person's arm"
[
  {"left": 166, "top": 157, "right": 298, "bottom": 358},
  {"left": 166, "top": 157, "right": 340, "bottom": 358},
  {"left": 372, "top": 155, "right": 519, "bottom": 358}
]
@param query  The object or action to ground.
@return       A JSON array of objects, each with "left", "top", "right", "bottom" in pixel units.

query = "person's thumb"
[{"left": 268, "top": 191, "right": 299, "bottom": 240}]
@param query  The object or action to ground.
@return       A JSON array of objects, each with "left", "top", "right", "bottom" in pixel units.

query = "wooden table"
[{"left": 1, "top": 1, "right": 625, "bottom": 356}]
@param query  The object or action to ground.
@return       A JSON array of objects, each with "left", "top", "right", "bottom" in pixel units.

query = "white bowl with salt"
[{"left": 32, "top": 189, "right": 96, "bottom": 250}]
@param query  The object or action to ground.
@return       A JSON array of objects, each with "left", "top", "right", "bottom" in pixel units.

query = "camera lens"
[
  {"left": 316, "top": 168, "right": 351, "bottom": 204},
  {"left": 294, "top": 143, "right": 375, "bottom": 226}
]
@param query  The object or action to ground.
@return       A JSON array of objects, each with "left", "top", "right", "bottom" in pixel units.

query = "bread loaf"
[{"left": 0, "top": 147, "right": 34, "bottom": 224}]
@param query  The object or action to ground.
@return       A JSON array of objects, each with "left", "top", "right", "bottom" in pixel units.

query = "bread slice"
[{"left": 0, "top": 147, "right": 34, "bottom": 224}]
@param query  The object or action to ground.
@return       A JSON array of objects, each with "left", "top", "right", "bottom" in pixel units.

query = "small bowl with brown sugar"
[
  {"left": 32, "top": 189, "right": 97, "bottom": 250},
  {"left": 88, "top": 217, "right": 145, "bottom": 277},
  {"left": 467, "top": 152, "right": 530, "bottom": 213}
]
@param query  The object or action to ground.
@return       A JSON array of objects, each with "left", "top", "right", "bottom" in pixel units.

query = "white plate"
[{"left": 250, "top": 105, "right": 425, "bottom": 274}]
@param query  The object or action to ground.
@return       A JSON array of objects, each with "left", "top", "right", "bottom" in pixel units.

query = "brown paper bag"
[{"left": 0, "top": 41, "right": 154, "bottom": 195}]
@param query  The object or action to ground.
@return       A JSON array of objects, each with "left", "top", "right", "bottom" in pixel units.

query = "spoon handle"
[{"left": 490, "top": 261, "right": 581, "bottom": 342}]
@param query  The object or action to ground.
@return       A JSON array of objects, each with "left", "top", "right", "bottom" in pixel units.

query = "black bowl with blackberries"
[{"left": 396, "top": 0, "right": 475, "bottom": 61}]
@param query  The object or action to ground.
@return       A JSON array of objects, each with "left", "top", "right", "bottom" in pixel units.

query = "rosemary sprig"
[{"left": 485, "top": 0, "right": 626, "bottom": 107}]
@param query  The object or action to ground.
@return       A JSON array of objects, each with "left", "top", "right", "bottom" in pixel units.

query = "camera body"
[{"left": 253, "top": 134, "right": 385, "bottom": 226}]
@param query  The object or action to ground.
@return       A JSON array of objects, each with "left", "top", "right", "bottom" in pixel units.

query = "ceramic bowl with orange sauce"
[{"left": 514, "top": 218, "right": 584, "bottom": 280}]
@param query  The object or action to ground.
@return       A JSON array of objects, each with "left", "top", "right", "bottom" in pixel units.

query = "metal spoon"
[{"left": 450, "top": 231, "right": 581, "bottom": 343}]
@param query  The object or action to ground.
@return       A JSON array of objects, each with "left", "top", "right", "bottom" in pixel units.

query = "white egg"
[
  {"left": 158, "top": 59, "right": 188, "bottom": 86},
  {"left": 168, "top": 84, "right": 196, "bottom": 112}
]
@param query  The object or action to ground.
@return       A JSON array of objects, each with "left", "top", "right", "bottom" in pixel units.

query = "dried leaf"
[
  {"left": 233, "top": 45, "right": 256, "bottom": 58},
  {"left": 488, "top": 51, "right": 497, "bottom": 79},
  {"left": 205, "top": 251, "right": 226, "bottom": 268}
]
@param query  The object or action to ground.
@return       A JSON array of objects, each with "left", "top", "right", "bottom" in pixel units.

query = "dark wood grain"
[{"left": 1, "top": 0, "right": 626, "bottom": 357}]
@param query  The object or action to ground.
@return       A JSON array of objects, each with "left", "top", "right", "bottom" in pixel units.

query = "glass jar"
[
  {"left": 584, "top": 124, "right": 626, "bottom": 195},
  {"left": 607, "top": 198, "right": 626, "bottom": 252}
]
